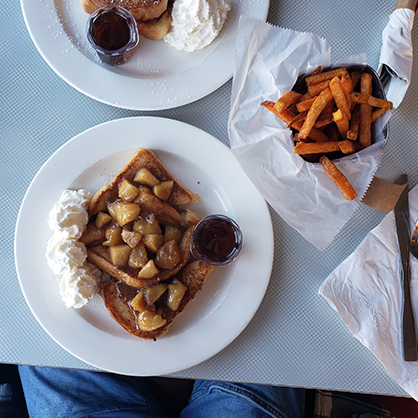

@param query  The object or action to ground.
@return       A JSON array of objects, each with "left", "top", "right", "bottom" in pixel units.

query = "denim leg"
[
  {"left": 181, "top": 380, "right": 306, "bottom": 418},
  {"left": 18, "top": 366, "right": 167, "bottom": 418}
]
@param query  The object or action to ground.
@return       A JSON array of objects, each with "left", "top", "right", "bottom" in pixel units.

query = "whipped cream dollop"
[
  {"left": 46, "top": 189, "right": 102, "bottom": 309},
  {"left": 164, "top": 0, "right": 231, "bottom": 52}
]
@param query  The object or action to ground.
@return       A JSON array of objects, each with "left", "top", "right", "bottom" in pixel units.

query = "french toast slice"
[
  {"left": 100, "top": 260, "right": 214, "bottom": 340},
  {"left": 86, "top": 225, "right": 194, "bottom": 288},
  {"left": 79, "top": 0, "right": 169, "bottom": 21},
  {"left": 82, "top": 147, "right": 201, "bottom": 289},
  {"left": 136, "top": 0, "right": 173, "bottom": 40},
  {"left": 89, "top": 148, "right": 199, "bottom": 217}
]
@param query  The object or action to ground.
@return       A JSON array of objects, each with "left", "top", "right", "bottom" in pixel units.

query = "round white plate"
[
  {"left": 15, "top": 117, "right": 274, "bottom": 376},
  {"left": 20, "top": 0, "right": 270, "bottom": 110}
]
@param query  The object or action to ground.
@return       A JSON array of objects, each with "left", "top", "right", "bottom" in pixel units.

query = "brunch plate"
[
  {"left": 20, "top": 0, "right": 270, "bottom": 110},
  {"left": 15, "top": 117, "right": 274, "bottom": 376}
]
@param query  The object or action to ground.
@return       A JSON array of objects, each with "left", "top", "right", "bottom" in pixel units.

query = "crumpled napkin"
[
  {"left": 319, "top": 183, "right": 418, "bottom": 400},
  {"left": 378, "top": 7, "right": 415, "bottom": 108},
  {"left": 228, "top": 16, "right": 389, "bottom": 250}
]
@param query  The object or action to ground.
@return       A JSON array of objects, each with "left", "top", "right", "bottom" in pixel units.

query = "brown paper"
[
  {"left": 362, "top": 177, "right": 408, "bottom": 212},
  {"left": 395, "top": 0, "right": 418, "bottom": 11}
]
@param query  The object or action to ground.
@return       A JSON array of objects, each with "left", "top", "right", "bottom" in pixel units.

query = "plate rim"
[
  {"left": 20, "top": 0, "right": 270, "bottom": 110},
  {"left": 14, "top": 116, "right": 274, "bottom": 375}
]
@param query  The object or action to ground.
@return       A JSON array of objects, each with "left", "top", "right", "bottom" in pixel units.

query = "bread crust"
[
  {"left": 89, "top": 148, "right": 199, "bottom": 216},
  {"left": 80, "top": 0, "right": 169, "bottom": 21}
]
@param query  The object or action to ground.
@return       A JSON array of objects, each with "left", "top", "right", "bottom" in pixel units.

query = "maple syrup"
[
  {"left": 191, "top": 215, "right": 243, "bottom": 266},
  {"left": 87, "top": 6, "right": 139, "bottom": 66}
]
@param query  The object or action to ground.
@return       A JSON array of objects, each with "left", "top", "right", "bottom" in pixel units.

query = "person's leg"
[
  {"left": 18, "top": 365, "right": 167, "bottom": 418},
  {"left": 181, "top": 380, "right": 306, "bottom": 418}
]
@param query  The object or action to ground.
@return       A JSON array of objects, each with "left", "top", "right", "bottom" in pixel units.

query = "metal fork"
[{"left": 411, "top": 218, "right": 418, "bottom": 259}]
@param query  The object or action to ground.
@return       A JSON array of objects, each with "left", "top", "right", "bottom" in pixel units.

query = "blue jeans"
[{"left": 18, "top": 366, "right": 305, "bottom": 418}]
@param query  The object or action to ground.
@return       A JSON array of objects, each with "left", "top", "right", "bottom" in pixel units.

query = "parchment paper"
[{"left": 228, "top": 16, "right": 390, "bottom": 250}]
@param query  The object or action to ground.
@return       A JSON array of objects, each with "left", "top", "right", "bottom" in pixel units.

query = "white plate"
[
  {"left": 20, "top": 0, "right": 270, "bottom": 110},
  {"left": 15, "top": 117, "right": 273, "bottom": 376}
]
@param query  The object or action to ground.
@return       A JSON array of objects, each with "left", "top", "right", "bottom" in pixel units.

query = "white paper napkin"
[
  {"left": 319, "top": 183, "right": 418, "bottom": 400},
  {"left": 228, "top": 16, "right": 390, "bottom": 250},
  {"left": 378, "top": 8, "right": 415, "bottom": 108}
]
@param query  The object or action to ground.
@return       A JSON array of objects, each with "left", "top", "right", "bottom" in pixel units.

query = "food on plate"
[
  {"left": 136, "top": 1, "right": 174, "bottom": 40},
  {"left": 46, "top": 189, "right": 102, "bottom": 309},
  {"left": 164, "top": 0, "right": 231, "bottom": 52},
  {"left": 77, "top": 147, "right": 215, "bottom": 339},
  {"left": 261, "top": 66, "right": 393, "bottom": 200},
  {"left": 100, "top": 260, "right": 213, "bottom": 339},
  {"left": 80, "top": 0, "right": 170, "bottom": 22},
  {"left": 80, "top": 0, "right": 173, "bottom": 40}
]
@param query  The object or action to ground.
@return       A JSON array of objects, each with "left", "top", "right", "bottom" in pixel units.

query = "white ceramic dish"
[
  {"left": 15, "top": 117, "right": 274, "bottom": 376},
  {"left": 20, "top": 0, "right": 270, "bottom": 110}
]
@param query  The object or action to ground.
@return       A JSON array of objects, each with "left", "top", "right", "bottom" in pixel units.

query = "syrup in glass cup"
[
  {"left": 87, "top": 6, "right": 139, "bottom": 66},
  {"left": 191, "top": 215, "right": 243, "bottom": 266}
]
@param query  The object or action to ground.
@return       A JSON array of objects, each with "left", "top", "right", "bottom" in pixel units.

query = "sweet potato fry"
[
  {"left": 358, "top": 73, "right": 373, "bottom": 148},
  {"left": 332, "top": 108, "right": 349, "bottom": 139},
  {"left": 338, "top": 139, "right": 356, "bottom": 154},
  {"left": 319, "top": 155, "right": 357, "bottom": 200},
  {"left": 349, "top": 92, "right": 393, "bottom": 109},
  {"left": 274, "top": 91, "right": 302, "bottom": 113},
  {"left": 260, "top": 102, "right": 329, "bottom": 142},
  {"left": 298, "top": 88, "right": 333, "bottom": 139},
  {"left": 350, "top": 71, "right": 362, "bottom": 91},
  {"left": 286, "top": 111, "right": 307, "bottom": 128},
  {"left": 296, "top": 97, "right": 316, "bottom": 113},
  {"left": 347, "top": 105, "right": 360, "bottom": 140},
  {"left": 305, "top": 67, "right": 348, "bottom": 86},
  {"left": 371, "top": 107, "right": 389, "bottom": 122},
  {"left": 307, "top": 80, "right": 331, "bottom": 96},
  {"left": 294, "top": 141, "right": 340, "bottom": 155},
  {"left": 340, "top": 72, "right": 353, "bottom": 96},
  {"left": 315, "top": 113, "right": 333, "bottom": 128},
  {"left": 329, "top": 76, "right": 351, "bottom": 120}
]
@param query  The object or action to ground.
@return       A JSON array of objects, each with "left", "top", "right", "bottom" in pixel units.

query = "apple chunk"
[{"left": 111, "top": 202, "right": 141, "bottom": 226}]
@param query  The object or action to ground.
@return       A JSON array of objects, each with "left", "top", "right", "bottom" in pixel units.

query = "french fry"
[
  {"left": 347, "top": 105, "right": 360, "bottom": 140},
  {"left": 286, "top": 111, "right": 307, "bottom": 128},
  {"left": 273, "top": 91, "right": 302, "bottom": 113},
  {"left": 329, "top": 76, "right": 351, "bottom": 120},
  {"left": 294, "top": 141, "right": 340, "bottom": 154},
  {"left": 332, "top": 108, "right": 349, "bottom": 139},
  {"left": 349, "top": 92, "right": 393, "bottom": 109},
  {"left": 350, "top": 71, "right": 362, "bottom": 91},
  {"left": 319, "top": 156, "right": 357, "bottom": 200},
  {"left": 307, "top": 80, "right": 330, "bottom": 96},
  {"left": 296, "top": 97, "right": 316, "bottom": 113},
  {"left": 311, "top": 66, "right": 323, "bottom": 76},
  {"left": 315, "top": 113, "right": 333, "bottom": 128},
  {"left": 371, "top": 107, "right": 389, "bottom": 122},
  {"left": 358, "top": 73, "right": 373, "bottom": 148},
  {"left": 338, "top": 139, "right": 356, "bottom": 154},
  {"left": 261, "top": 101, "right": 329, "bottom": 142},
  {"left": 340, "top": 72, "right": 352, "bottom": 97},
  {"left": 305, "top": 67, "right": 348, "bottom": 86},
  {"left": 298, "top": 88, "right": 333, "bottom": 139}
]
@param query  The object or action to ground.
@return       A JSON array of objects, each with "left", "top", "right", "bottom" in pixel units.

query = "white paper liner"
[
  {"left": 378, "top": 8, "right": 415, "bottom": 108},
  {"left": 228, "top": 16, "right": 390, "bottom": 250}
]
